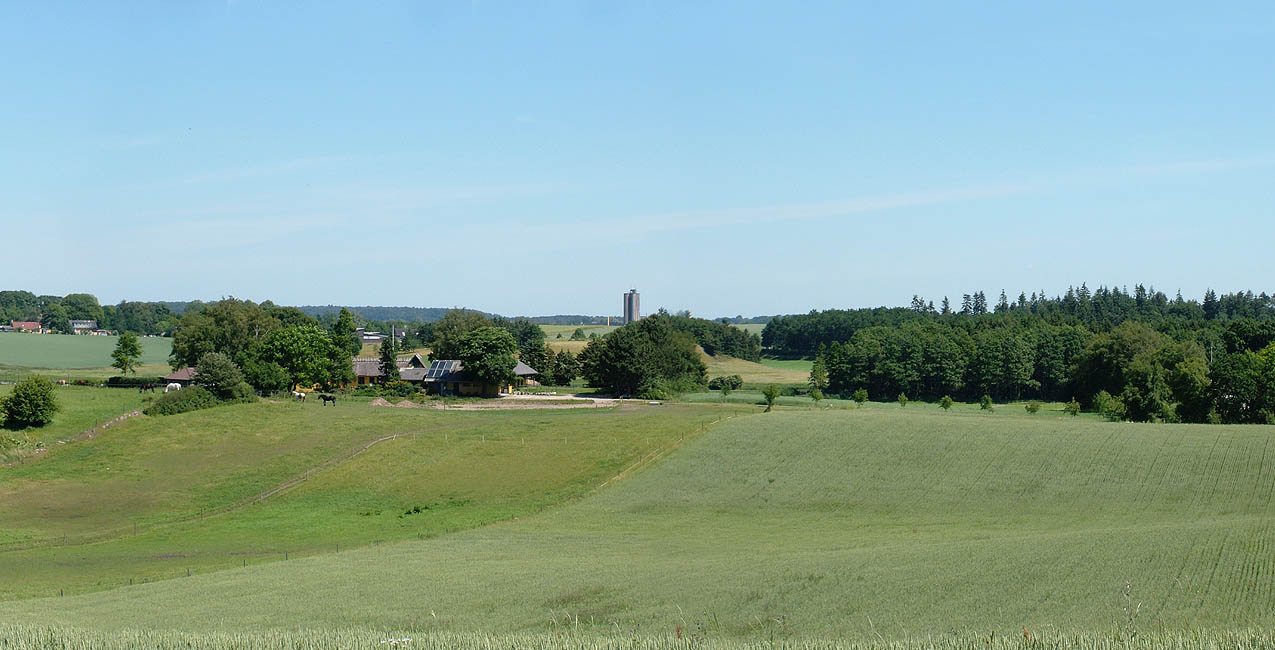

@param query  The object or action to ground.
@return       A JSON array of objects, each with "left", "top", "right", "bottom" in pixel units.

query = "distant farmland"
[{"left": 0, "top": 334, "right": 171, "bottom": 372}]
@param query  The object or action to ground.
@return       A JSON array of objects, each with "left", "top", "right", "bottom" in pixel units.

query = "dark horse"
[
  {"left": 138, "top": 383, "right": 156, "bottom": 393},
  {"left": 319, "top": 394, "right": 337, "bottom": 406}
]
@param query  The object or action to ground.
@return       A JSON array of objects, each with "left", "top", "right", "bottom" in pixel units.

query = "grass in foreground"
[
  {"left": 5, "top": 407, "right": 1273, "bottom": 639},
  {"left": 4, "top": 624, "right": 1275, "bottom": 650}
]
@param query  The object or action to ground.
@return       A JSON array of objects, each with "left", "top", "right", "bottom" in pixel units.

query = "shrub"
[
  {"left": 897, "top": 393, "right": 909, "bottom": 407},
  {"left": 351, "top": 384, "right": 383, "bottom": 397},
  {"left": 762, "top": 384, "right": 781, "bottom": 412},
  {"left": 2, "top": 376, "right": 59, "bottom": 428},
  {"left": 707, "top": 375, "right": 744, "bottom": 391},
  {"left": 384, "top": 380, "right": 418, "bottom": 397},
  {"left": 1025, "top": 401, "right": 1041, "bottom": 415},
  {"left": 1093, "top": 390, "right": 1132, "bottom": 421},
  {"left": 144, "top": 386, "right": 218, "bottom": 416},
  {"left": 939, "top": 395, "right": 954, "bottom": 411},
  {"left": 852, "top": 388, "right": 868, "bottom": 404},
  {"left": 810, "top": 388, "right": 823, "bottom": 405},
  {"left": 979, "top": 394, "right": 994, "bottom": 411},
  {"left": 1094, "top": 390, "right": 1126, "bottom": 422},
  {"left": 1064, "top": 399, "right": 1081, "bottom": 417},
  {"left": 226, "top": 382, "right": 257, "bottom": 404}
]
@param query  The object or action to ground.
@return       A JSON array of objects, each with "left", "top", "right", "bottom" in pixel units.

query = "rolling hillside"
[{"left": 5, "top": 406, "right": 1272, "bottom": 640}]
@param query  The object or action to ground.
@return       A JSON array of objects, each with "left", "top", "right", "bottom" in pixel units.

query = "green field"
[
  {"left": 704, "top": 353, "right": 810, "bottom": 385},
  {"left": 0, "top": 334, "right": 172, "bottom": 380},
  {"left": 0, "top": 385, "right": 146, "bottom": 458},
  {"left": 3, "top": 400, "right": 1273, "bottom": 643},
  {"left": 0, "top": 393, "right": 718, "bottom": 597}
]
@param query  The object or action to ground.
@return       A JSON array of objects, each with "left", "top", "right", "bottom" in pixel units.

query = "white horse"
[
  {"left": 292, "top": 391, "right": 306, "bottom": 402},
  {"left": 165, "top": 382, "right": 182, "bottom": 393}
]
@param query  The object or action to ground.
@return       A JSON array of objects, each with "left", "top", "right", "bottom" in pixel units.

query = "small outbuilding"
[{"left": 164, "top": 367, "right": 199, "bottom": 386}]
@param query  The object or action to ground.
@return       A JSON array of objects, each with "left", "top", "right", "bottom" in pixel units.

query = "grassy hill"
[
  {"left": 0, "top": 394, "right": 720, "bottom": 597},
  {"left": 4, "top": 405, "right": 1272, "bottom": 641}
]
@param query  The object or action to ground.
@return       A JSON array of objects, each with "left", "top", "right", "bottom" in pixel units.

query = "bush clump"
[
  {"left": 384, "top": 380, "right": 418, "bottom": 397},
  {"left": 225, "top": 382, "right": 257, "bottom": 404},
  {"left": 144, "top": 386, "right": 218, "bottom": 416},
  {"left": 106, "top": 376, "right": 165, "bottom": 388},
  {"left": 2, "top": 376, "right": 60, "bottom": 428},
  {"left": 707, "top": 375, "right": 743, "bottom": 391}
]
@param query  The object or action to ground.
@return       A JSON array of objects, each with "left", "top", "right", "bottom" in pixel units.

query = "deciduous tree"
[{"left": 110, "top": 331, "right": 143, "bottom": 375}]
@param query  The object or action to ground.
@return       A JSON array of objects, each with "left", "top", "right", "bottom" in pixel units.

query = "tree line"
[
  {"left": 783, "top": 286, "right": 1275, "bottom": 424},
  {"left": 0, "top": 291, "right": 179, "bottom": 335}
]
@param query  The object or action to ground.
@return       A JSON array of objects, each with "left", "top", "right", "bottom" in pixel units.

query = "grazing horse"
[
  {"left": 319, "top": 394, "right": 337, "bottom": 406},
  {"left": 138, "top": 383, "right": 156, "bottom": 393},
  {"left": 165, "top": 382, "right": 182, "bottom": 393},
  {"left": 292, "top": 391, "right": 306, "bottom": 402}
]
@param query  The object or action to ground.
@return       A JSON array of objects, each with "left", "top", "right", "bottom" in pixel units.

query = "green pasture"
[
  {"left": 0, "top": 385, "right": 146, "bottom": 457},
  {"left": 5, "top": 405, "right": 1274, "bottom": 641},
  {"left": 0, "top": 393, "right": 717, "bottom": 597},
  {"left": 731, "top": 322, "right": 767, "bottom": 335},
  {"left": 704, "top": 353, "right": 809, "bottom": 385},
  {"left": 757, "top": 356, "right": 813, "bottom": 373}
]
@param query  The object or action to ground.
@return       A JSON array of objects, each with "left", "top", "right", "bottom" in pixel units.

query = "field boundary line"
[{"left": 595, "top": 408, "right": 751, "bottom": 491}]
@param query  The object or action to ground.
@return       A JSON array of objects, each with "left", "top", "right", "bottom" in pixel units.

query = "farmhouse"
[
  {"left": 416, "top": 359, "right": 539, "bottom": 397},
  {"left": 11, "top": 321, "right": 42, "bottom": 333},
  {"left": 71, "top": 320, "right": 98, "bottom": 334},
  {"left": 164, "top": 367, "right": 199, "bottom": 386},
  {"left": 355, "top": 327, "right": 407, "bottom": 345},
  {"left": 353, "top": 353, "right": 428, "bottom": 385}
]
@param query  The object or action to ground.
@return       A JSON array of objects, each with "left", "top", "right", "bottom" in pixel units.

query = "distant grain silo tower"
[{"left": 623, "top": 289, "right": 640, "bottom": 324}]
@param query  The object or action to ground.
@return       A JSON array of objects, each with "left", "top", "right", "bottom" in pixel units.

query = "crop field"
[
  {"left": 0, "top": 393, "right": 718, "bottom": 597},
  {"left": 4, "top": 404, "right": 1273, "bottom": 643},
  {"left": 0, "top": 334, "right": 172, "bottom": 380},
  {"left": 0, "top": 334, "right": 172, "bottom": 369}
]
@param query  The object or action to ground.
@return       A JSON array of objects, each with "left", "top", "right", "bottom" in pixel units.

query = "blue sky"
[{"left": 2, "top": 2, "right": 1272, "bottom": 317}]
